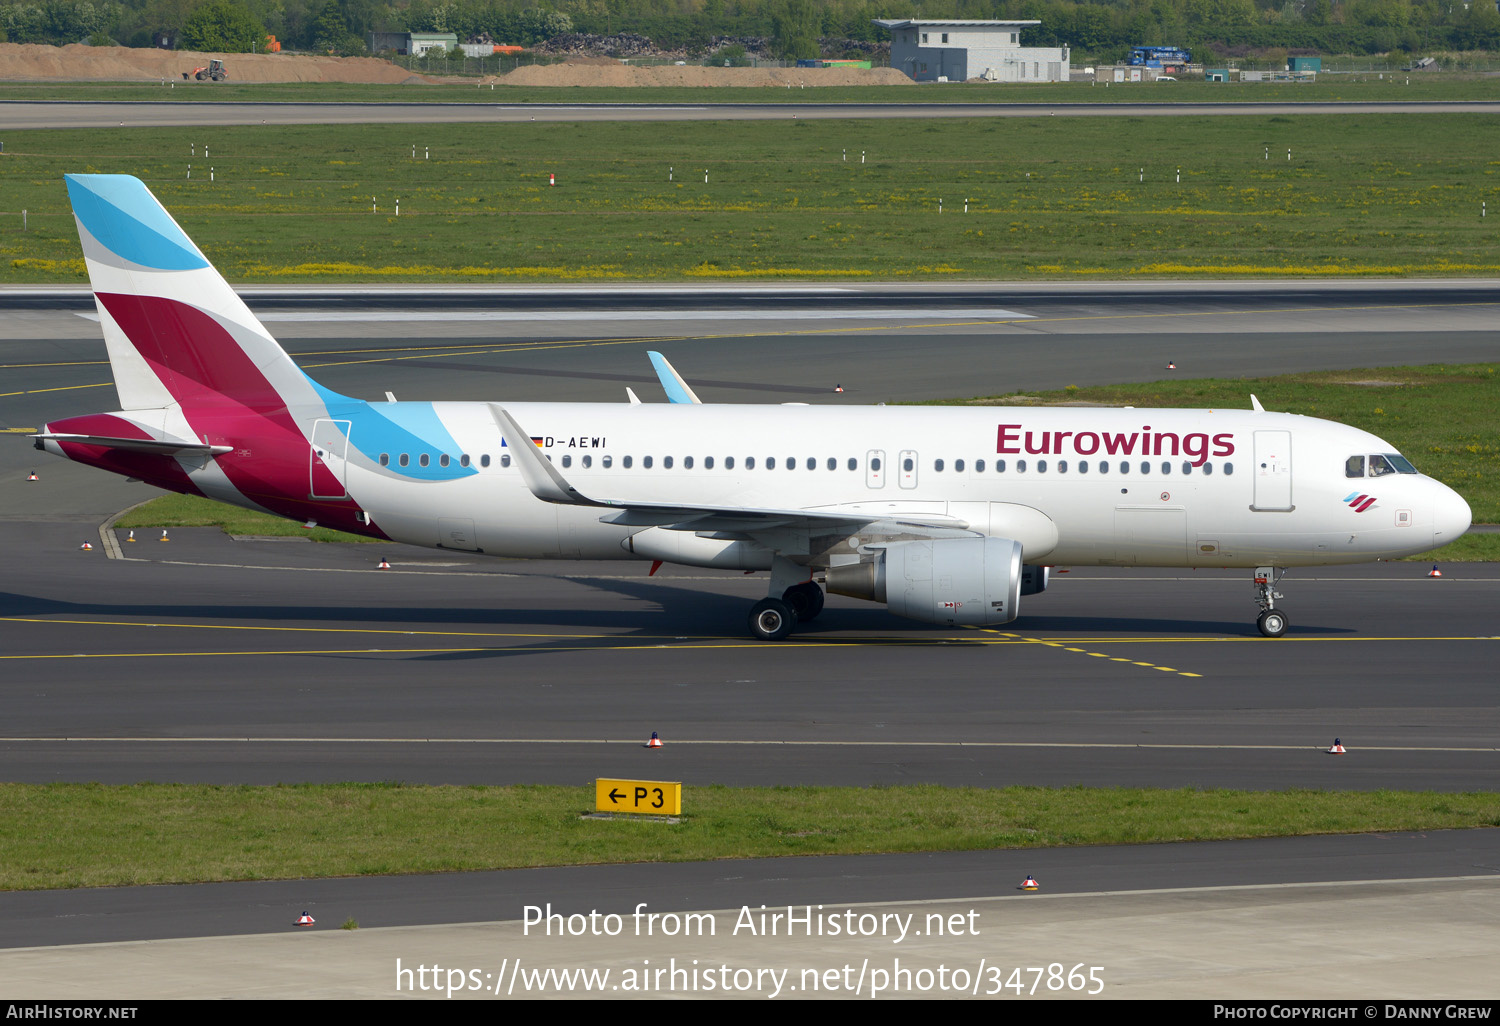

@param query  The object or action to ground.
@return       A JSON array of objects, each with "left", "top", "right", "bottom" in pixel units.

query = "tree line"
[{"left": 3, "top": 0, "right": 1497, "bottom": 61}]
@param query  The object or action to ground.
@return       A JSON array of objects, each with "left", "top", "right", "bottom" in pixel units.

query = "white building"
[{"left": 874, "top": 19, "right": 1070, "bottom": 83}]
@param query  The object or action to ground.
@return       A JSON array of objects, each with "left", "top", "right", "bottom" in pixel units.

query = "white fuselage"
[{"left": 321, "top": 402, "right": 1469, "bottom": 569}]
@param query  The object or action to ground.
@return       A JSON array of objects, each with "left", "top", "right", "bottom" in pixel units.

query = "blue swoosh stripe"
[{"left": 65, "top": 175, "right": 209, "bottom": 272}]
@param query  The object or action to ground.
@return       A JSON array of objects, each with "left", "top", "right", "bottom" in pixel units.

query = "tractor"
[{"left": 183, "top": 59, "right": 227, "bottom": 81}]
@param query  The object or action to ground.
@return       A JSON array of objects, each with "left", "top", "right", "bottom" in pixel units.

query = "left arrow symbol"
[{"left": 609, "top": 789, "right": 625, "bottom": 803}]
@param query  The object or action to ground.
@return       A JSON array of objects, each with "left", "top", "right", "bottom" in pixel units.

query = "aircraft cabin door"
[
  {"left": 898, "top": 450, "right": 918, "bottom": 489},
  {"left": 1251, "top": 430, "right": 1294, "bottom": 511},
  {"left": 866, "top": 450, "right": 886, "bottom": 489},
  {"left": 309, "top": 419, "right": 351, "bottom": 499}
]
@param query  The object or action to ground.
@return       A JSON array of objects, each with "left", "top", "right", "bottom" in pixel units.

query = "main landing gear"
[
  {"left": 1253, "top": 565, "right": 1289, "bottom": 638},
  {"left": 747, "top": 560, "right": 824, "bottom": 641}
]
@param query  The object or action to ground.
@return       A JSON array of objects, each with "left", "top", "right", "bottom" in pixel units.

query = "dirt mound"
[
  {"left": 0, "top": 42, "right": 912, "bottom": 88},
  {"left": 0, "top": 43, "right": 435, "bottom": 84},
  {"left": 494, "top": 62, "right": 912, "bottom": 87}
]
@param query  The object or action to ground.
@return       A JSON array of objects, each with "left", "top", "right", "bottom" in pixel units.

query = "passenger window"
[
  {"left": 766, "top": 457, "right": 775, "bottom": 470},
  {"left": 1203, "top": 462, "right": 1213, "bottom": 476},
  {"left": 643, "top": 456, "right": 653, "bottom": 469},
  {"left": 379, "top": 453, "right": 389, "bottom": 467},
  {"left": 1077, "top": 459, "right": 1088, "bottom": 474},
  {"left": 1163, "top": 462, "right": 1173, "bottom": 475},
  {"left": 1369, "top": 454, "right": 1396, "bottom": 477},
  {"left": 624, "top": 456, "right": 633, "bottom": 469},
  {"left": 996, "top": 459, "right": 1006, "bottom": 472},
  {"left": 501, "top": 454, "right": 511, "bottom": 467},
  {"left": 847, "top": 458, "right": 857, "bottom": 471},
  {"left": 903, "top": 457, "right": 914, "bottom": 472},
  {"left": 439, "top": 454, "right": 450, "bottom": 468},
  {"left": 1120, "top": 461, "right": 1130, "bottom": 474},
  {"left": 705, "top": 456, "right": 714, "bottom": 469},
  {"left": 562, "top": 455, "right": 572, "bottom": 468},
  {"left": 1017, "top": 460, "right": 1027, "bottom": 472},
  {"left": 975, "top": 459, "right": 985, "bottom": 473},
  {"left": 664, "top": 456, "right": 673, "bottom": 469},
  {"left": 1182, "top": 461, "right": 1192, "bottom": 475},
  {"left": 746, "top": 457, "right": 755, "bottom": 470},
  {"left": 1098, "top": 461, "right": 1108, "bottom": 474},
  {"left": 399, "top": 453, "right": 409, "bottom": 467},
  {"left": 419, "top": 454, "right": 430, "bottom": 468},
  {"left": 683, "top": 456, "right": 692, "bottom": 469},
  {"left": 934, "top": 459, "right": 944, "bottom": 472},
  {"left": 955, "top": 459, "right": 965, "bottom": 472},
  {"left": 1038, "top": 460, "right": 1047, "bottom": 473},
  {"left": 1345, "top": 455, "right": 1366, "bottom": 478},
  {"left": 480, "top": 453, "right": 492, "bottom": 468},
  {"left": 1140, "top": 461, "right": 1150, "bottom": 475},
  {"left": 602, "top": 455, "right": 612, "bottom": 469},
  {"left": 725, "top": 457, "right": 735, "bottom": 469},
  {"left": 1057, "top": 460, "right": 1067, "bottom": 473},
  {"left": 583, "top": 455, "right": 592, "bottom": 468},
  {"left": 460, "top": 454, "right": 470, "bottom": 468},
  {"left": 871, "top": 457, "right": 881, "bottom": 471},
  {"left": 1224, "top": 463, "right": 1234, "bottom": 476}
]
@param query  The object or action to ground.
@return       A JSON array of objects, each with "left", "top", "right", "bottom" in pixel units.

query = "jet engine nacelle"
[{"left": 827, "top": 536, "right": 1023, "bottom": 626}]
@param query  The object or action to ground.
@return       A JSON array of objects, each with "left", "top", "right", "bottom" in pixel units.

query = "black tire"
[
  {"left": 782, "top": 581, "right": 825, "bottom": 621},
  {"left": 195, "top": 70, "right": 207, "bottom": 80},
  {"left": 748, "top": 598, "right": 796, "bottom": 641},
  {"left": 1257, "top": 609, "right": 1289, "bottom": 638}
]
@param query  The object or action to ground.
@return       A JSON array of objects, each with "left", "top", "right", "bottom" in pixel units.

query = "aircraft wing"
[
  {"left": 647, "top": 351, "right": 702, "bottom": 404},
  {"left": 489, "top": 404, "right": 976, "bottom": 548}
]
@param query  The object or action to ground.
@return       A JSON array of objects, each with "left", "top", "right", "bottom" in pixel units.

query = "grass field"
[
  {"left": 6, "top": 74, "right": 1500, "bottom": 104},
  {"left": 1, "top": 782, "right": 1495, "bottom": 890},
  {"left": 4, "top": 113, "right": 1500, "bottom": 282}
]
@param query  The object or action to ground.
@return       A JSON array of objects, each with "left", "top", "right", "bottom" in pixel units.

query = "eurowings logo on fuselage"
[
  {"left": 1344, "top": 492, "right": 1378, "bottom": 512},
  {"left": 996, "top": 423, "right": 1235, "bottom": 467}
]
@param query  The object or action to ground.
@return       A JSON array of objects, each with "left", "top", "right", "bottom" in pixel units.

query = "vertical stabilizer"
[{"left": 64, "top": 174, "right": 325, "bottom": 413}]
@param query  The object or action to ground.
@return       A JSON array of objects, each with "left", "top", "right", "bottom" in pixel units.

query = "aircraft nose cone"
[{"left": 1434, "top": 485, "right": 1472, "bottom": 545}]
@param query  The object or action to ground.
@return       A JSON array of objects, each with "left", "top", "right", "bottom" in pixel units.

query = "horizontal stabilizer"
[{"left": 33, "top": 433, "right": 232, "bottom": 456}]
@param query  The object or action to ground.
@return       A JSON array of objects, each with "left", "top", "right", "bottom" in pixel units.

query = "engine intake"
[{"left": 827, "top": 537, "right": 1024, "bottom": 626}]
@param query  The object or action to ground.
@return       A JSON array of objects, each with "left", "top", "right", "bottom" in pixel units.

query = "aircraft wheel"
[
  {"left": 1257, "top": 609, "right": 1289, "bottom": 638},
  {"left": 783, "top": 581, "right": 824, "bottom": 621},
  {"left": 749, "top": 598, "right": 796, "bottom": 641}
]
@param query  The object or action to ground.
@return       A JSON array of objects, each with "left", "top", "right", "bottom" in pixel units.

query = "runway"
[
  {"left": 6, "top": 99, "right": 1500, "bottom": 129},
  {"left": 1, "top": 282, "right": 1497, "bottom": 990}
]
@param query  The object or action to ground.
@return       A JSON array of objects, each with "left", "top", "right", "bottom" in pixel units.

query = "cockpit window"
[
  {"left": 1385, "top": 453, "right": 1419, "bottom": 474},
  {"left": 1368, "top": 454, "right": 1397, "bottom": 477},
  {"left": 1345, "top": 455, "right": 1365, "bottom": 478}
]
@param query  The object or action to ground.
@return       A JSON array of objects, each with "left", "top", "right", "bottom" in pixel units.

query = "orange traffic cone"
[
  {"left": 1427, "top": 564, "right": 1442, "bottom": 577},
  {"left": 296, "top": 911, "right": 315, "bottom": 926},
  {"left": 1167, "top": 360, "right": 1176, "bottom": 370},
  {"left": 377, "top": 558, "right": 391, "bottom": 569},
  {"left": 126, "top": 530, "right": 135, "bottom": 542},
  {"left": 646, "top": 731, "right": 663, "bottom": 749},
  {"left": 27, "top": 471, "right": 38, "bottom": 481},
  {"left": 1021, "top": 875, "right": 1039, "bottom": 891},
  {"left": 834, "top": 384, "right": 844, "bottom": 393},
  {"left": 159, "top": 529, "right": 169, "bottom": 542},
  {"left": 1328, "top": 738, "right": 1346, "bottom": 754},
  {"left": 79, "top": 541, "right": 93, "bottom": 551}
]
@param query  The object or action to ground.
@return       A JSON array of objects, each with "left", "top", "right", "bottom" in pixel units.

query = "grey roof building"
[{"left": 874, "top": 19, "right": 1070, "bottom": 83}]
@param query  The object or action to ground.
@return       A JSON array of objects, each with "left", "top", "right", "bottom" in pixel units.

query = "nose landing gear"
[{"left": 1253, "top": 566, "right": 1289, "bottom": 637}]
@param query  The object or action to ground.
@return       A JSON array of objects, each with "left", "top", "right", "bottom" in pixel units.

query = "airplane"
[{"left": 34, "top": 175, "right": 1472, "bottom": 640}]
